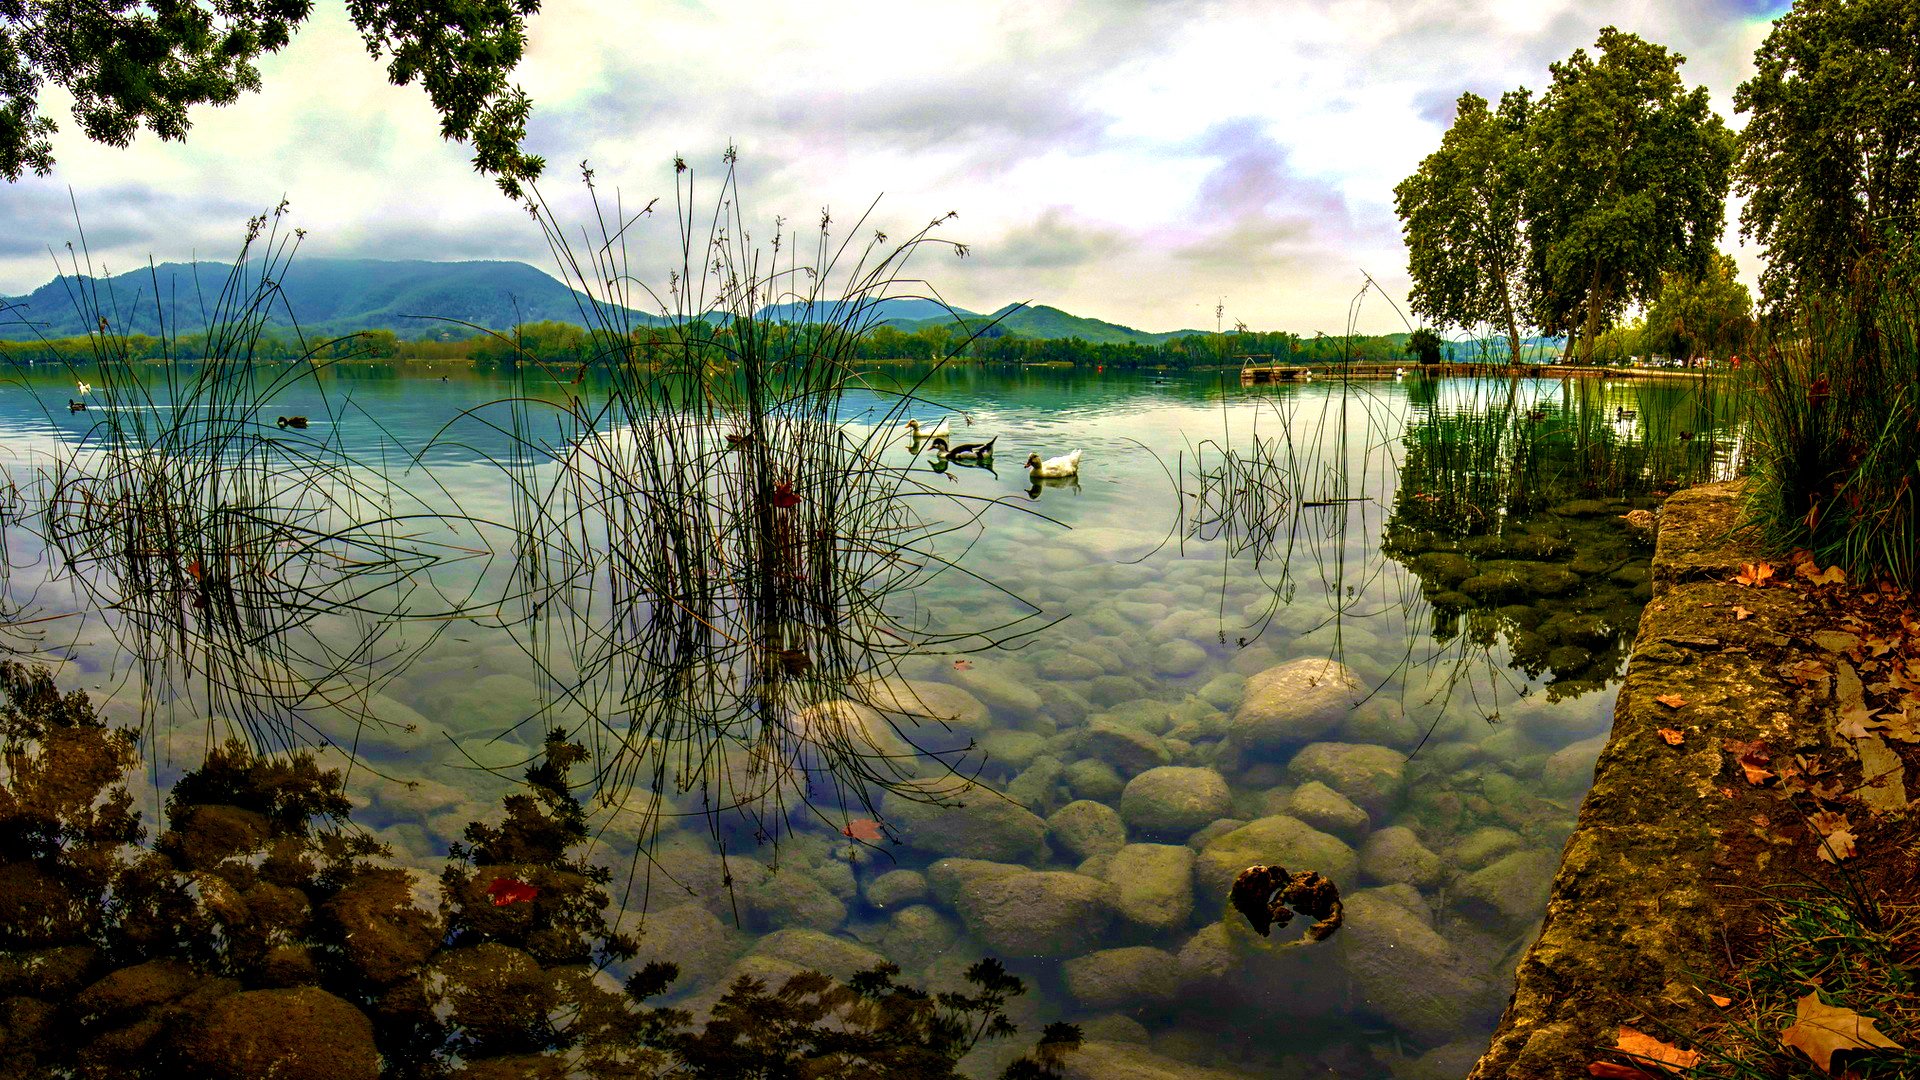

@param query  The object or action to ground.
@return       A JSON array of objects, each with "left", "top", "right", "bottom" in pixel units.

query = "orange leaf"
[
  {"left": 1800, "top": 562, "right": 1847, "bottom": 586},
  {"left": 840, "top": 818, "right": 884, "bottom": 842},
  {"left": 1724, "top": 737, "right": 1775, "bottom": 785},
  {"left": 952, "top": 658, "right": 973, "bottom": 670},
  {"left": 1655, "top": 693, "right": 1688, "bottom": 709},
  {"left": 1709, "top": 993, "right": 1733, "bottom": 1008},
  {"left": 1612, "top": 1026, "right": 1702, "bottom": 1074},
  {"left": 1779, "top": 991, "right": 1903, "bottom": 1073},
  {"left": 1658, "top": 728, "right": 1685, "bottom": 746},
  {"left": 187, "top": 559, "right": 203, "bottom": 581},
  {"left": 1733, "top": 605, "right": 1753, "bottom": 621},
  {"left": 1734, "top": 562, "right": 1777, "bottom": 587},
  {"left": 1589, "top": 1064, "right": 1657, "bottom": 1079},
  {"left": 486, "top": 877, "right": 538, "bottom": 906}
]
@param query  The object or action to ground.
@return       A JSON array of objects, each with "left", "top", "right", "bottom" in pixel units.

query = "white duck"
[
  {"left": 1025, "top": 449, "right": 1082, "bottom": 478},
  {"left": 903, "top": 417, "right": 951, "bottom": 440},
  {"left": 77, "top": 381, "right": 92, "bottom": 395}
]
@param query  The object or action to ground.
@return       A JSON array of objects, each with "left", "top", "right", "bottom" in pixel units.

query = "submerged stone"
[
  {"left": 1229, "top": 659, "right": 1363, "bottom": 756},
  {"left": 1285, "top": 742, "right": 1407, "bottom": 815},
  {"left": 1047, "top": 800, "right": 1127, "bottom": 861},
  {"left": 1060, "top": 946, "right": 1181, "bottom": 1010},
  {"left": 174, "top": 986, "right": 377, "bottom": 1080},
  {"left": 1119, "top": 766, "right": 1232, "bottom": 839},
  {"left": 949, "top": 870, "right": 1114, "bottom": 956},
  {"left": 1104, "top": 843, "right": 1194, "bottom": 932}
]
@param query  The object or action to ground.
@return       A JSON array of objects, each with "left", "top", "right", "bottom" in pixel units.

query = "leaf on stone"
[
  {"left": 1733, "top": 605, "right": 1753, "bottom": 621},
  {"left": 1779, "top": 991, "right": 1903, "bottom": 1073},
  {"left": 1807, "top": 811, "right": 1858, "bottom": 863},
  {"left": 1609, "top": 1026, "right": 1702, "bottom": 1074},
  {"left": 1788, "top": 659, "right": 1833, "bottom": 684},
  {"left": 1655, "top": 693, "right": 1688, "bottom": 709},
  {"left": 1836, "top": 704, "right": 1879, "bottom": 740},
  {"left": 1734, "top": 561, "right": 1777, "bottom": 587},
  {"left": 1723, "top": 737, "right": 1775, "bottom": 785},
  {"left": 1658, "top": 728, "right": 1685, "bottom": 745}
]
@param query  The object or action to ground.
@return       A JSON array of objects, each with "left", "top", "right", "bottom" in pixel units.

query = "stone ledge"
[{"left": 1469, "top": 481, "right": 1813, "bottom": 1079}]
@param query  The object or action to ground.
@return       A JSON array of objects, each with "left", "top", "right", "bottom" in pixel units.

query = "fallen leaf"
[
  {"left": 771, "top": 480, "right": 801, "bottom": 509},
  {"left": 1836, "top": 704, "right": 1879, "bottom": 740},
  {"left": 952, "top": 658, "right": 974, "bottom": 670},
  {"left": 1734, "top": 562, "right": 1777, "bottom": 587},
  {"left": 1655, "top": 693, "right": 1689, "bottom": 709},
  {"left": 1611, "top": 1026, "right": 1702, "bottom": 1074},
  {"left": 186, "top": 559, "right": 203, "bottom": 581},
  {"left": 1658, "top": 728, "right": 1686, "bottom": 745},
  {"left": 1709, "top": 993, "right": 1733, "bottom": 1008},
  {"left": 1724, "top": 738, "right": 1775, "bottom": 785},
  {"left": 1733, "top": 605, "right": 1753, "bottom": 620},
  {"left": 1868, "top": 709, "right": 1920, "bottom": 742},
  {"left": 840, "top": 818, "right": 884, "bottom": 842},
  {"left": 1807, "top": 811, "right": 1858, "bottom": 862},
  {"left": 1588, "top": 1064, "right": 1657, "bottom": 1079},
  {"left": 487, "top": 878, "right": 539, "bottom": 906},
  {"left": 1779, "top": 991, "right": 1903, "bottom": 1073},
  {"left": 1801, "top": 562, "right": 1848, "bottom": 586}
]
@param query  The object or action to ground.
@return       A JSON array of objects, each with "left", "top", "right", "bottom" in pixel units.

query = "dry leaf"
[
  {"left": 1836, "top": 704, "right": 1879, "bottom": 739},
  {"left": 1807, "top": 811, "right": 1858, "bottom": 863},
  {"left": 1801, "top": 562, "right": 1848, "bottom": 586},
  {"left": 1611, "top": 1026, "right": 1702, "bottom": 1074},
  {"left": 1733, "top": 605, "right": 1753, "bottom": 621},
  {"left": 1779, "top": 991, "right": 1903, "bottom": 1073},
  {"left": 1788, "top": 659, "right": 1833, "bottom": 684},
  {"left": 1709, "top": 993, "right": 1733, "bottom": 1008},
  {"left": 1734, "top": 561, "right": 1777, "bottom": 587},
  {"left": 1655, "top": 693, "right": 1689, "bottom": 709},
  {"left": 1658, "top": 728, "right": 1685, "bottom": 745},
  {"left": 1724, "top": 737, "right": 1775, "bottom": 785},
  {"left": 1588, "top": 1065, "right": 1657, "bottom": 1079}
]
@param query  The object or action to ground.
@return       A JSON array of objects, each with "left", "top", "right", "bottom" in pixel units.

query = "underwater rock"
[
  {"left": 1151, "top": 640, "right": 1210, "bottom": 678},
  {"left": 886, "top": 779, "right": 1049, "bottom": 864},
  {"left": 746, "top": 928, "right": 886, "bottom": 978},
  {"left": 1197, "top": 672, "right": 1246, "bottom": 711},
  {"left": 872, "top": 903, "right": 960, "bottom": 976},
  {"left": 1078, "top": 720, "right": 1171, "bottom": 776},
  {"left": 861, "top": 678, "right": 992, "bottom": 732},
  {"left": 1359, "top": 826, "right": 1445, "bottom": 888},
  {"left": 1060, "top": 946, "right": 1181, "bottom": 1010},
  {"left": 1539, "top": 735, "right": 1608, "bottom": 797},
  {"left": 924, "top": 858, "right": 1028, "bottom": 907},
  {"left": 1039, "top": 653, "right": 1104, "bottom": 680},
  {"left": 167, "top": 804, "right": 271, "bottom": 870},
  {"left": 949, "top": 870, "right": 1115, "bottom": 956},
  {"left": 325, "top": 869, "right": 442, "bottom": 986},
  {"left": 1229, "top": 659, "right": 1362, "bottom": 757},
  {"left": 1340, "top": 699, "right": 1422, "bottom": 751},
  {"left": 1284, "top": 781, "right": 1370, "bottom": 841},
  {"left": 980, "top": 729, "right": 1048, "bottom": 773},
  {"left": 863, "top": 869, "right": 929, "bottom": 909},
  {"left": 1449, "top": 827, "right": 1526, "bottom": 871},
  {"left": 1103, "top": 843, "right": 1195, "bottom": 933},
  {"left": 173, "top": 986, "right": 377, "bottom": 1080},
  {"left": 1063, "top": 758, "right": 1126, "bottom": 803},
  {"left": 1454, "top": 850, "right": 1558, "bottom": 927},
  {"left": 1183, "top": 818, "right": 1245, "bottom": 850},
  {"left": 1337, "top": 891, "right": 1483, "bottom": 1044},
  {"left": 741, "top": 867, "right": 847, "bottom": 932},
  {"left": 1047, "top": 800, "right": 1127, "bottom": 862},
  {"left": 1409, "top": 552, "right": 1476, "bottom": 590},
  {"left": 1118, "top": 766, "right": 1231, "bottom": 839},
  {"left": 1077, "top": 1013, "right": 1151, "bottom": 1044},
  {"left": 948, "top": 666, "right": 1044, "bottom": 719},
  {"left": 1286, "top": 742, "right": 1407, "bottom": 816},
  {"left": 1193, "top": 815, "right": 1357, "bottom": 916},
  {"left": 1006, "top": 756, "right": 1067, "bottom": 817},
  {"left": 1060, "top": 1040, "right": 1253, "bottom": 1080}
]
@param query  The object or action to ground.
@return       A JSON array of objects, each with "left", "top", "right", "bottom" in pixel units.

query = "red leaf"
[
  {"left": 486, "top": 877, "right": 538, "bottom": 906},
  {"left": 187, "top": 559, "right": 203, "bottom": 581},
  {"left": 841, "top": 818, "right": 884, "bottom": 842},
  {"left": 952, "top": 659, "right": 974, "bottom": 670},
  {"left": 1589, "top": 1064, "right": 1657, "bottom": 1080},
  {"left": 772, "top": 481, "right": 801, "bottom": 509},
  {"left": 1655, "top": 693, "right": 1688, "bottom": 709},
  {"left": 1658, "top": 728, "right": 1685, "bottom": 746}
]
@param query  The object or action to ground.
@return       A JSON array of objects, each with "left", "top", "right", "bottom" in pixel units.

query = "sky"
[{"left": 3, "top": 0, "right": 1789, "bottom": 334}]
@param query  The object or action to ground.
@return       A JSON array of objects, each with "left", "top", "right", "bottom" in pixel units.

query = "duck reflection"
[{"left": 1025, "top": 474, "right": 1082, "bottom": 500}]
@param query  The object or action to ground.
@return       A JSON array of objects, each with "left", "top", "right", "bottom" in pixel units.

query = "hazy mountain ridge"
[{"left": 0, "top": 258, "right": 1202, "bottom": 343}]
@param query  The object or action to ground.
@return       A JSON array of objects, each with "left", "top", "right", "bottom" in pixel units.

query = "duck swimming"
[
  {"left": 67, "top": 399, "right": 86, "bottom": 412},
  {"left": 903, "top": 417, "right": 951, "bottom": 440},
  {"left": 276, "top": 416, "right": 308, "bottom": 429},
  {"left": 929, "top": 435, "right": 995, "bottom": 461},
  {"left": 1025, "top": 450, "right": 1082, "bottom": 478}
]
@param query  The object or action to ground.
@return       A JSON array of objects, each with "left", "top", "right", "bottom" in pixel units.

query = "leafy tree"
[
  {"left": 1394, "top": 90, "right": 1536, "bottom": 366},
  {"left": 1643, "top": 252, "right": 1753, "bottom": 361},
  {"left": 1405, "top": 327, "right": 1444, "bottom": 366},
  {"left": 0, "top": 0, "right": 544, "bottom": 196},
  {"left": 1735, "top": 0, "right": 1920, "bottom": 306},
  {"left": 1525, "top": 27, "right": 1735, "bottom": 363}
]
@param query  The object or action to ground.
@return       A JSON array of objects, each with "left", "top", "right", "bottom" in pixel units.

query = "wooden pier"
[{"left": 1238, "top": 360, "right": 1725, "bottom": 384}]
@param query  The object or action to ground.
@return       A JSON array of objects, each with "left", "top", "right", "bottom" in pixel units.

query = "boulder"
[
  {"left": 1449, "top": 826, "right": 1525, "bottom": 870},
  {"left": 1103, "top": 844, "right": 1194, "bottom": 933},
  {"left": 949, "top": 666, "right": 1044, "bottom": 720},
  {"left": 1338, "top": 891, "right": 1483, "bottom": 1043},
  {"left": 1284, "top": 781, "right": 1370, "bottom": 841},
  {"left": 862, "top": 678, "right": 991, "bottom": 732},
  {"left": 1150, "top": 641, "right": 1210, "bottom": 678},
  {"left": 1540, "top": 735, "right": 1608, "bottom": 797},
  {"left": 925, "top": 858, "right": 1027, "bottom": 908},
  {"left": 1119, "top": 767, "right": 1231, "bottom": 839},
  {"left": 1454, "top": 849, "right": 1559, "bottom": 927},
  {"left": 1060, "top": 947, "right": 1181, "bottom": 1010},
  {"left": 886, "top": 779, "right": 1048, "bottom": 864},
  {"left": 740, "top": 867, "right": 847, "bottom": 932},
  {"left": 1063, "top": 759, "right": 1126, "bottom": 803},
  {"left": 1359, "top": 826, "right": 1445, "bottom": 888},
  {"left": 1286, "top": 742, "right": 1407, "bottom": 815},
  {"left": 1229, "top": 659, "right": 1362, "bottom": 756},
  {"left": 1078, "top": 720, "right": 1171, "bottom": 776},
  {"left": 1047, "top": 800, "right": 1127, "bottom": 861},
  {"left": 864, "top": 869, "right": 928, "bottom": 909},
  {"left": 172, "top": 987, "right": 378, "bottom": 1080},
  {"left": 747, "top": 929, "right": 886, "bottom": 978},
  {"left": 324, "top": 869, "right": 441, "bottom": 986},
  {"left": 1061, "top": 1040, "right": 1251, "bottom": 1080},
  {"left": 1193, "top": 815, "right": 1357, "bottom": 915},
  {"left": 949, "top": 871, "right": 1114, "bottom": 956},
  {"left": 617, "top": 903, "right": 745, "bottom": 994},
  {"left": 873, "top": 904, "right": 961, "bottom": 975}
]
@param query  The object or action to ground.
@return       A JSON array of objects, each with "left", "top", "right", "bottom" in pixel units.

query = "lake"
[{"left": 0, "top": 360, "right": 1729, "bottom": 1077}]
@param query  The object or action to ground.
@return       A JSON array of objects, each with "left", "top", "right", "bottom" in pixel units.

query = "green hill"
[{"left": 885, "top": 302, "right": 1205, "bottom": 345}]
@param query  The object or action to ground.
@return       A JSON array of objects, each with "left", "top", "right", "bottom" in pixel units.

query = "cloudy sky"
[{"left": 4, "top": 0, "right": 1787, "bottom": 334}]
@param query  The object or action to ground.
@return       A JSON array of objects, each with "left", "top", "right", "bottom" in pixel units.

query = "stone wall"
[{"left": 1468, "top": 481, "right": 1807, "bottom": 1078}]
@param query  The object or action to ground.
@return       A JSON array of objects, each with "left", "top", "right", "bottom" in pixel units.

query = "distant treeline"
[{"left": 2, "top": 318, "right": 1440, "bottom": 370}]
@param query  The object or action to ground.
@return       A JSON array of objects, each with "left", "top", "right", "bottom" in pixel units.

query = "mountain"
[
  {"left": 0, "top": 257, "right": 1191, "bottom": 344},
  {"left": 0, "top": 258, "right": 648, "bottom": 340},
  {"left": 883, "top": 303, "right": 1205, "bottom": 345}
]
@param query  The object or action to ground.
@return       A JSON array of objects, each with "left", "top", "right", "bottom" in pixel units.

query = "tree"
[
  {"left": 0, "top": 0, "right": 544, "bottom": 196},
  {"left": 1735, "top": 0, "right": 1920, "bottom": 306},
  {"left": 1525, "top": 27, "right": 1735, "bottom": 362},
  {"left": 1394, "top": 90, "right": 1536, "bottom": 366},
  {"left": 1643, "top": 252, "right": 1753, "bottom": 361},
  {"left": 1405, "top": 327, "right": 1443, "bottom": 366}
]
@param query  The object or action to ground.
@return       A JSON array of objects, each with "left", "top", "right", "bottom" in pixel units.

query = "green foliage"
[
  {"left": 1525, "top": 27, "right": 1736, "bottom": 362},
  {"left": 1643, "top": 253, "right": 1753, "bottom": 362},
  {"left": 0, "top": 0, "right": 542, "bottom": 194},
  {"left": 1405, "top": 328, "right": 1444, "bottom": 365},
  {"left": 1588, "top": 319, "right": 1643, "bottom": 366},
  {"left": 1735, "top": 0, "right": 1920, "bottom": 306},
  {"left": 1394, "top": 90, "right": 1536, "bottom": 364}
]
